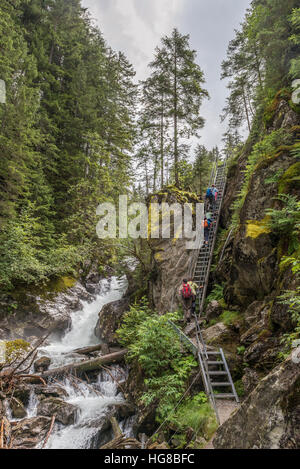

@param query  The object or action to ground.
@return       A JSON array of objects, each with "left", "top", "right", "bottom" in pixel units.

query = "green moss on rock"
[{"left": 278, "top": 162, "right": 300, "bottom": 194}]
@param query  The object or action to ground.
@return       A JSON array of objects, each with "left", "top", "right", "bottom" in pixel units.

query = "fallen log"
[
  {"left": 38, "top": 349, "right": 128, "bottom": 378},
  {"left": 99, "top": 436, "right": 141, "bottom": 450},
  {"left": 71, "top": 344, "right": 103, "bottom": 355}
]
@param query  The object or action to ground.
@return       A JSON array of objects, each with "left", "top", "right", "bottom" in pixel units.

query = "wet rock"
[
  {"left": 34, "top": 385, "right": 68, "bottom": 399},
  {"left": 34, "top": 356, "right": 51, "bottom": 372},
  {"left": 13, "top": 383, "right": 31, "bottom": 406},
  {"left": 205, "top": 301, "right": 223, "bottom": 322},
  {"left": 242, "top": 368, "right": 260, "bottom": 394},
  {"left": 11, "top": 416, "right": 52, "bottom": 449},
  {"left": 114, "top": 402, "right": 136, "bottom": 419},
  {"left": 94, "top": 297, "right": 130, "bottom": 346},
  {"left": 11, "top": 397, "right": 27, "bottom": 419},
  {"left": 37, "top": 397, "right": 77, "bottom": 425},
  {"left": 213, "top": 352, "right": 300, "bottom": 449},
  {"left": 0, "top": 280, "right": 95, "bottom": 343}
]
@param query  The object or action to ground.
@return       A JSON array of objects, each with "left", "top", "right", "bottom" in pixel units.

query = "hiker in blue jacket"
[{"left": 205, "top": 186, "right": 214, "bottom": 209}]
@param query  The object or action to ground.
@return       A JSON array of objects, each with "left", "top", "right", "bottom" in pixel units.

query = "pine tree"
[{"left": 149, "top": 28, "right": 208, "bottom": 187}]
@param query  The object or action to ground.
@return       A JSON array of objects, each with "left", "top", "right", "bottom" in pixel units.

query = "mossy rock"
[
  {"left": 263, "top": 88, "right": 292, "bottom": 126},
  {"left": 246, "top": 218, "right": 271, "bottom": 239},
  {"left": 278, "top": 162, "right": 300, "bottom": 194},
  {"left": 47, "top": 276, "right": 77, "bottom": 292}
]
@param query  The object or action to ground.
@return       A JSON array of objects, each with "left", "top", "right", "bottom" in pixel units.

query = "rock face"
[
  {"left": 205, "top": 300, "right": 223, "bottom": 322},
  {"left": 94, "top": 297, "right": 130, "bottom": 346},
  {"left": 0, "top": 280, "right": 95, "bottom": 342},
  {"left": 147, "top": 189, "right": 201, "bottom": 313},
  {"left": 11, "top": 416, "right": 52, "bottom": 449},
  {"left": 37, "top": 397, "right": 77, "bottom": 425},
  {"left": 214, "top": 353, "right": 300, "bottom": 449}
]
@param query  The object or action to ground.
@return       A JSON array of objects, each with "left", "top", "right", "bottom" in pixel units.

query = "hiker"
[
  {"left": 205, "top": 186, "right": 214, "bottom": 210},
  {"left": 211, "top": 184, "right": 219, "bottom": 210},
  {"left": 188, "top": 278, "right": 198, "bottom": 316},
  {"left": 206, "top": 211, "right": 213, "bottom": 223},
  {"left": 179, "top": 279, "right": 193, "bottom": 322},
  {"left": 203, "top": 216, "right": 212, "bottom": 245}
]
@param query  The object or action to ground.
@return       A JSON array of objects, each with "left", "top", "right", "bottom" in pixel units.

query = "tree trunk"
[
  {"left": 160, "top": 93, "right": 164, "bottom": 188},
  {"left": 242, "top": 85, "right": 251, "bottom": 133},
  {"left": 174, "top": 47, "right": 179, "bottom": 187},
  {"left": 38, "top": 349, "right": 128, "bottom": 378}
]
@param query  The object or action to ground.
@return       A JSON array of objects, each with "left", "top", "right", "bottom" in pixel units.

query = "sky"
[{"left": 82, "top": 0, "right": 252, "bottom": 151}]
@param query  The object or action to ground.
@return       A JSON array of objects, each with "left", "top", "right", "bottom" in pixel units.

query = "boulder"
[
  {"left": 243, "top": 337, "right": 280, "bottom": 370},
  {"left": 213, "top": 351, "right": 300, "bottom": 449},
  {"left": 11, "top": 397, "right": 27, "bottom": 419},
  {"left": 114, "top": 402, "right": 136, "bottom": 419},
  {"left": 34, "top": 356, "right": 51, "bottom": 372},
  {"left": 11, "top": 416, "right": 52, "bottom": 449},
  {"left": 13, "top": 383, "right": 31, "bottom": 406},
  {"left": 205, "top": 301, "right": 223, "bottom": 322},
  {"left": 202, "top": 323, "right": 232, "bottom": 346},
  {"left": 37, "top": 397, "right": 77, "bottom": 425},
  {"left": 94, "top": 297, "right": 130, "bottom": 346},
  {"left": 34, "top": 385, "right": 68, "bottom": 400}
]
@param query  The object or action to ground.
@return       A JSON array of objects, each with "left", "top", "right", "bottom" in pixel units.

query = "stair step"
[
  {"left": 213, "top": 393, "right": 235, "bottom": 399},
  {"left": 207, "top": 361, "right": 223, "bottom": 365},
  {"left": 211, "top": 382, "right": 231, "bottom": 386},
  {"left": 208, "top": 371, "right": 227, "bottom": 375},
  {"left": 206, "top": 351, "right": 221, "bottom": 355}
]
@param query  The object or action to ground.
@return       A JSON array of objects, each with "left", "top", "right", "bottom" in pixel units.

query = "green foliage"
[
  {"left": 117, "top": 299, "right": 197, "bottom": 422},
  {"left": 168, "top": 393, "right": 217, "bottom": 446},
  {"left": 229, "top": 130, "right": 291, "bottom": 230},
  {"left": 234, "top": 379, "right": 245, "bottom": 398},
  {"left": 0, "top": 0, "right": 136, "bottom": 290},
  {"left": 265, "top": 194, "right": 300, "bottom": 254},
  {"left": 237, "top": 345, "right": 246, "bottom": 356},
  {"left": 4, "top": 339, "right": 30, "bottom": 365},
  {"left": 220, "top": 310, "right": 240, "bottom": 326},
  {"left": 205, "top": 284, "right": 224, "bottom": 305}
]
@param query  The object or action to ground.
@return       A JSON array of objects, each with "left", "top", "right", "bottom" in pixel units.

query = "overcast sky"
[{"left": 82, "top": 0, "right": 252, "bottom": 151}]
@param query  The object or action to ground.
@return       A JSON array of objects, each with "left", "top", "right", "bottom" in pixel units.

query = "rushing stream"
[{"left": 21, "top": 277, "right": 132, "bottom": 449}]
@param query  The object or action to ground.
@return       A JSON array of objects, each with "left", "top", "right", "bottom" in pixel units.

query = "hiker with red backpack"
[{"left": 179, "top": 279, "right": 193, "bottom": 322}]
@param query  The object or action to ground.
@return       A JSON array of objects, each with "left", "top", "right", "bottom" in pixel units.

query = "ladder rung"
[
  {"left": 207, "top": 361, "right": 222, "bottom": 365},
  {"left": 214, "top": 394, "right": 235, "bottom": 399},
  {"left": 211, "top": 382, "right": 231, "bottom": 386},
  {"left": 205, "top": 351, "right": 221, "bottom": 355},
  {"left": 208, "top": 371, "right": 227, "bottom": 375}
]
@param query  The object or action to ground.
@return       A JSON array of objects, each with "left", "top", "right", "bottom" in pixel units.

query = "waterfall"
[{"left": 24, "top": 276, "right": 130, "bottom": 449}]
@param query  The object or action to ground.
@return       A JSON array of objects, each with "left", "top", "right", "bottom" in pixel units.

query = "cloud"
[
  {"left": 82, "top": 0, "right": 185, "bottom": 80},
  {"left": 81, "top": 0, "right": 252, "bottom": 149}
]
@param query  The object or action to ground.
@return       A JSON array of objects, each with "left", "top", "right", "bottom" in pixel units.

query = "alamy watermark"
[
  {"left": 292, "top": 79, "right": 300, "bottom": 104},
  {"left": 0, "top": 340, "right": 6, "bottom": 364},
  {"left": 96, "top": 196, "right": 204, "bottom": 250},
  {"left": 0, "top": 79, "right": 6, "bottom": 104}
]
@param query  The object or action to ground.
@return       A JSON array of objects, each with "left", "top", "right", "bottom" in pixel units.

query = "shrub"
[
  {"left": 116, "top": 300, "right": 198, "bottom": 422},
  {"left": 168, "top": 393, "right": 218, "bottom": 445}
]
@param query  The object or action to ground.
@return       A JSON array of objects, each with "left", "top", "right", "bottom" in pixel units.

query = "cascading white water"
[
  {"left": 39, "top": 277, "right": 127, "bottom": 368},
  {"left": 28, "top": 276, "right": 131, "bottom": 449}
]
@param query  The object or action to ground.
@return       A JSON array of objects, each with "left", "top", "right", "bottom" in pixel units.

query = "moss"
[
  {"left": 48, "top": 276, "right": 77, "bottom": 292},
  {"left": 263, "top": 88, "right": 292, "bottom": 126},
  {"left": 219, "top": 310, "right": 240, "bottom": 326},
  {"left": 246, "top": 218, "right": 271, "bottom": 239},
  {"left": 278, "top": 162, "right": 300, "bottom": 194}
]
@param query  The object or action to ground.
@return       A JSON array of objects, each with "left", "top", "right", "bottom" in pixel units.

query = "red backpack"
[{"left": 181, "top": 283, "right": 192, "bottom": 299}]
